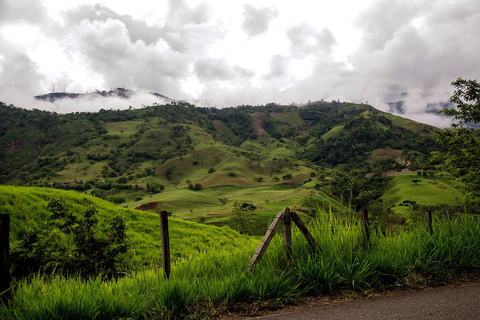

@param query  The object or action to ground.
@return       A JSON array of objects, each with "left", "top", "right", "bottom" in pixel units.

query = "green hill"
[
  {"left": 0, "top": 100, "right": 441, "bottom": 224},
  {"left": 380, "top": 173, "right": 463, "bottom": 215},
  {"left": 0, "top": 185, "right": 255, "bottom": 268}
]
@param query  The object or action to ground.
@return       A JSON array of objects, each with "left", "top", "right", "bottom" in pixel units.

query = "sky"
[{"left": 0, "top": 0, "right": 479, "bottom": 127}]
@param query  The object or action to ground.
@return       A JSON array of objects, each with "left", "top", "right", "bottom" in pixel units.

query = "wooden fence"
[{"left": 0, "top": 207, "right": 438, "bottom": 295}]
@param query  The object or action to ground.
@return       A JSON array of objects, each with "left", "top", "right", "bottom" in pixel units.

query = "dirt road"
[{"left": 241, "top": 281, "right": 480, "bottom": 320}]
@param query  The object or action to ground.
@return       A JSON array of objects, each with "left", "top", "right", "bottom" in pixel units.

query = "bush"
[
  {"left": 11, "top": 199, "right": 128, "bottom": 278},
  {"left": 188, "top": 183, "right": 202, "bottom": 190},
  {"left": 147, "top": 182, "right": 165, "bottom": 194}
]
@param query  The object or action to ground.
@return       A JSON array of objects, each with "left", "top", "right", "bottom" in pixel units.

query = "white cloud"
[
  {"left": 242, "top": 4, "right": 278, "bottom": 37},
  {"left": 0, "top": 0, "right": 478, "bottom": 127}
]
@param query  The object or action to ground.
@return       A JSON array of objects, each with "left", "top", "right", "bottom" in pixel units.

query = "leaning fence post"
[
  {"left": 282, "top": 207, "right": 292, "bottom": 265},
  {"left": 0, "top": 214, "right": 10, "bottom": 304},
  {"left": 360, "top": 210, "right": 370, "bottom": 244},
  {"left": 291, "top": 211, "right": 322, "bottom": 252},
  {"left": 425, "top": 209, "right": 433, "bottom": 235},
  {"left": 159, "top": 211, "right": 171, "bottom": 279},
  {"left": 247, "top": 208, "right": 286, "bottom": 272}
]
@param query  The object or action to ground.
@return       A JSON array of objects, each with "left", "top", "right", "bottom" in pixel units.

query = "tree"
[
  {"left": 188, "top": 183, "right": 202, "bottom": 190},
  {"left": 230, "top": 201, "right": 256, "bottom": 234},
  {"left": 435, "top": 78, "right": 480, "bottom": 199},
  {"left": 11, "top": 199, "right": 128, "bottom": 278},
  {"left": 147, "top": 182, "right": 165, "bottom": 194},
  {"left": 165, "top": 166, "right": 174, "bottom": 180}
]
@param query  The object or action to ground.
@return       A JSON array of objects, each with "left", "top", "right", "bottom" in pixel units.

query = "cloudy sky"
[{"left": 0, "top": 0, "right": 479, "bottom": 126}]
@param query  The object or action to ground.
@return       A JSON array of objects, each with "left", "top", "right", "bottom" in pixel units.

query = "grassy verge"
[{"left": 2, "top": 210, "right": 480, "bottom": 319}]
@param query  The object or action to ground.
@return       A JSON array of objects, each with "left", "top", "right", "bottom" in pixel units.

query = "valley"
[
  {"left": 0, "top": 99, "right": 446, "bottom": 230},
  {"left": 1, "top": 95, "right": 478, "bottom": 319}
]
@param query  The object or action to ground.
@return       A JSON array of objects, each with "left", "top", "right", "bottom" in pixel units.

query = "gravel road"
[{"left": 240, "top": 281, "right": 480, "bottom": 320}]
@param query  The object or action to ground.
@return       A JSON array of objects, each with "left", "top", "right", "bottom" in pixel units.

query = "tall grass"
[{"left": 2, "top": 209, "right": 480, "bottom": 319}]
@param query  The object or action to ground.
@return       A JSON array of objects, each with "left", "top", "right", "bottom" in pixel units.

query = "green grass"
[
  {"left": 322, "top": 125, "right": 344, "bottom": 140},
  {"left": 368, "top": 147, "right": 403, "bottom": 163},
  {"left": 0, "top": 186, "right": 256, "bottom": 269},
  {"left": 384, "top": 113, "right": 438, "bottom": 136},
  {"left": 3, "top": 208, "right": 480, "bottom": 319},
  {"left": 381, "top": 174, "right": 463, "bottom": 214}
]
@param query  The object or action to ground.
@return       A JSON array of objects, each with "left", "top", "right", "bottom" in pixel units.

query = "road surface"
[{"left": 241, "top": 281, "right": 480, "bottom": 320}]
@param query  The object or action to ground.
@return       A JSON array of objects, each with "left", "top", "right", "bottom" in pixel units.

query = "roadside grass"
[{"left": 3, "top": 207, "right": 480, "bottom": 320}]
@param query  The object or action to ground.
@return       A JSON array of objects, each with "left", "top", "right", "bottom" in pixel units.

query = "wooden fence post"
[
  {"left": 159, "top": 211, "right": 171, "bottom": 279},
  {"left": 247, "top": 208, "right": 322, "bottom": 272},
  {"left": 0, "top": 214, "right": 10, "bottom": 304},
  {"left": 282, "top": 207, "right": 292, "bottom": 265},
  {"left": 425, "top": 209, "right": 433, "bottom": 235},
  {"left": 247, "top": 208, "right": 286, "bottom": 272},
  {"left": 291, "top": 211, "right": 322, "bottom": 252},
  {"left": 360, "top": 210, "right": 370, "bottom": 244}
]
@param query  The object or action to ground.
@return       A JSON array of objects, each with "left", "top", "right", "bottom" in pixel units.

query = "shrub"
[
  {"left": 11, "top": 199, "right": 128, "bottom": 278},
  {"left": 188, "top": 183, "right": 202, "bottom": 190},
  {"left": 147, "top": 182, "right": 165, "bottom": 194}
]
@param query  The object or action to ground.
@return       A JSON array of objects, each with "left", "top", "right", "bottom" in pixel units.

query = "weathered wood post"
[
  {"left": 159, "top": 211, "right": 171, "bottom": 279},
  {"left": 425, "top": 209, "right": 433, "bottom": 235},
  {"left": 0, "top": 214, "right": 10, "bottom": 304},
  {"left": 360, "top": 210, "right": 370, "bottom": 244},
  {"left": 247, "top": 208, "right": 322, "bottom": 272},
  {"left": 247, "top": 208, "right": 286, "bottom": 272},
  {"left": 282, "top": 207, "right": 292, "bottom": 265},
  {"left": 291, "top": 211, "right": 322, "bottom": 252}
]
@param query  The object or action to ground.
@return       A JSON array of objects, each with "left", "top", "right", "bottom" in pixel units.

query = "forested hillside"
[
  {"left": 0, "top": 99, "right": 445, "bottom": 228},
  {"left": 0, "top": 100, "right": 437, "bottom": 182}
]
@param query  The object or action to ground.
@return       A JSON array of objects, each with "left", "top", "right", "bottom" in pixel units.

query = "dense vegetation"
[
  {"left": 2, "top": 197, "right": 480, "bottom": 319},
  {"left": 0, "top": 99, "right": 439, "bottom": 224},
  {"left": 0, "top": 100, "right": 436, "bottom": 184},
  {"left": 2, "top": 81, "right": 480, "bottom": 319},
  {"left": 435, "top": 78, "right": 480, "bottom": 201}
]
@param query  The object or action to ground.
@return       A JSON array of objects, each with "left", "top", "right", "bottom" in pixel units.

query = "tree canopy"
[{"left": 435, "top": 78, "right": 480, "bottom": 199}]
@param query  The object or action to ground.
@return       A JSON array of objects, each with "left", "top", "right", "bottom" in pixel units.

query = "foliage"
[
  {"left": 146, "top": 182, "right": 165, "bottom": 194},
  {"left": 0, "top": 99, "right": 437, "bottom": 188},
  {"left": 11, "top": 198, "right": 128, "bottom": 278},
  {"left": 3, "top": 211, "right": 480, "bottom": 319},
  {"left": 230, "top": 201, "right": 257, "bottom": 234},
  {"left": 329, "top": 169, "right": 392, "bottom": 211},
  {"left": 188, "top": 183, "right": 202, "bottom": 190},
  {"left": 435, "top": 78, "right": 480, "bottom": 199}
]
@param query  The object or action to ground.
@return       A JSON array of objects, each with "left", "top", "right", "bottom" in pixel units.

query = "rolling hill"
[{"left": 0, "top": 98, "right": 445, "bottom": 226}]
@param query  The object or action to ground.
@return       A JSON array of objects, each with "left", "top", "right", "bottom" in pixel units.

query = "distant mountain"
[
  {"left": 34, "top": 87, "right": 175, "bottom": 103},
  {"left": 386, "top": 100, "right": 451, "bottom": 116}
]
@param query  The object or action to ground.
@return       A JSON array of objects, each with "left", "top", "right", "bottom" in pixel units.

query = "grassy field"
[
  {"left": 368, "top": 147, "right": 403, "bottom": 163},
  {"left": 2, "top": 204, "right": 480, "bottom": 319},
  {"left": 0, "top": 186, "right": 257, "bottom": 269},
  {"left": 380, "top": 173, "right": 463, "bottom": 214},
  {"left": 384, "top": 113, "right": 438, "bottom": 136}
]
